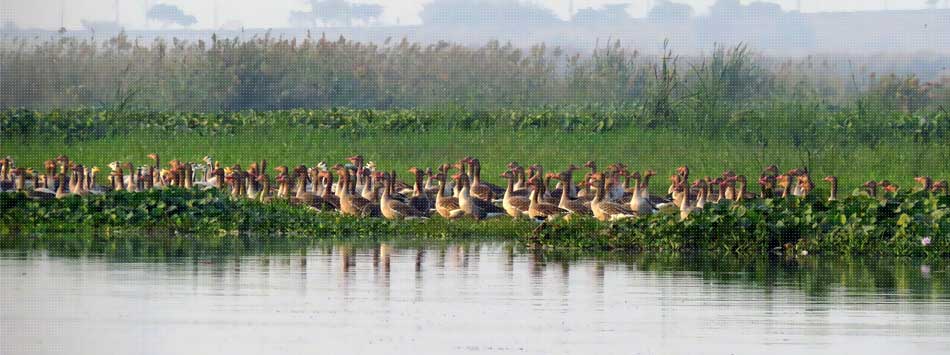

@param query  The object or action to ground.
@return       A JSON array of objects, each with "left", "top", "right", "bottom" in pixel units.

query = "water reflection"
[{"left": 1, "top": 237, "right": 948, "bottom": 355}]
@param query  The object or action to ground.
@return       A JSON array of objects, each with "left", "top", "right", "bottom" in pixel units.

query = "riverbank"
[{"left": 2, "top": 189, "right": 946, "bottom": 257}]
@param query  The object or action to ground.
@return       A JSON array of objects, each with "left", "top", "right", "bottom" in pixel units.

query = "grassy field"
[{"left": 6, "top": 125, "right": 949, "bottom": 192}]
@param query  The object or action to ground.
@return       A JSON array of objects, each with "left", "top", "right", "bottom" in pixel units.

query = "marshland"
[{"left": 1, "top": 25, "right": 950, "bottom": 354}]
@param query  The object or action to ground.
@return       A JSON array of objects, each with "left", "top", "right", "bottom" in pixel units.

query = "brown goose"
[
  {"left": 465, "top": 158, "right": 504, "bottom": 199},
  {"left": 338, "top": 167, "right": 374, "bottom": 216},
  {"left": 590, "top": 173, "right": 635, "bottom": 221},
  {"left": 317, "top": 171, "right": 340, "bottom": 210},
  {"left": 526, "top": 176, "right": 568, "bottom": 220},
  {"left": 823, "top": 176, "right": 839, "bottom": 202},
  {"left": 627, "top": 171, "right": 655, "bottom": 215},
  {"left": 555, "top": 170, "right": 592, "bottom": 215},
  {"left": 407, "top": 167, "right": 433, "bottom": 213},
  {"left": 434, "top": 172, "right": 464, "bottom": 219},
  {"left": 500, "top": 170, "right": 530, "bottom": 218},
  {"left": 380, "top": 172, "right": 428, "bottom": 220}
]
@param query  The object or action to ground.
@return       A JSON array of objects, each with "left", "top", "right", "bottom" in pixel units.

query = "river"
[{"left": 2, "top": 240, "right": 948, "bottom": 354}]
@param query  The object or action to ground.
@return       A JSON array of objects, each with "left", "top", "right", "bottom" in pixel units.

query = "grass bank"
[
  {"left": 2, "top": 188, "right": 947, "bottom": 257},
  {"left": 5, "top": 124, "right": 949, "bottom": 191}
]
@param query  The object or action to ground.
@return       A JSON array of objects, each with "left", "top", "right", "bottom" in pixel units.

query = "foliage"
[
  {"left": 2, "top": 35, "right": 947, "bottom": 114},
  {"left": 3, "top": 107, "right": 948, "bottom": 149},
  {"left": 531, "top": 192, "right": 949, "bottom": 257},
  {"left": 2, "top": 189, "right": 947, "bottom": 256}
]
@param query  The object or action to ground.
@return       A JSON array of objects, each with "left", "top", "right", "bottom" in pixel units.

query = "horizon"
[{"left": 3, "top": 0, "right": 947, "bottom": 31}]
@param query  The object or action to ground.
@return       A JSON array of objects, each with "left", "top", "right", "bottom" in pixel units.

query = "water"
[{"left": 2, "top": 240, "right": 948, "bottom": 355}]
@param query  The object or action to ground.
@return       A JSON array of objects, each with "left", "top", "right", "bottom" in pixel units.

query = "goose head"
[
  {"left": 763, "top": 165, "right": 779, "bottom": 176},
  {"left": 108, "top": 161, "right": 120, "bottom": 172},
  {"left": 507, "top": 162, "right": 520, "bottom": 170},
  {"left": 914, "top": 176, "right": 932, "bottom": 189},
  {"left": 583, "top": 161, "right": 596, "bottom": 170},
  {"left": 823, "top": 176, "right": 837, "bottom": 183}
]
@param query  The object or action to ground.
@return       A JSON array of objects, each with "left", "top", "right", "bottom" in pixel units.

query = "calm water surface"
[{"left": 2, "top": 240, "right": 948, "bottom": 355}]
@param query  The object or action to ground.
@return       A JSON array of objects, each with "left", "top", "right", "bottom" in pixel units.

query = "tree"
[
  {"left": 647, "top": 1, "right": 694, "bottom": 25},
  {"left": 147, "top": 4, "right": 197, "bottom": 28},
  {"left": 290, "top": 0, "right": 383, "bottom": 27},
  {"left": 419, "top": 0, "right": 561, "bottom": 27}
]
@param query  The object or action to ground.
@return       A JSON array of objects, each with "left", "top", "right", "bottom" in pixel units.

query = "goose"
[
  {"left": 466, "top": 157, "right": 504, "bottom": 199},
  {"left": 778, "top": 174, "right": 794, "bottom": 198},
  {"left": 201, "top": 156, "right": 214, "bottom": 181},
  {"left": 109, "top": 162, "right": 125, "bottom": 192},
  {"left": 694, "top": 180, "right": 708, "bottom": 209},
  {"left": 932, "top": 180, "right": 949, "bottom": 196},
  {"left": 455, "top": 172, "right": 505, "bottom": 220},
  {"left": 54, "top": 174, "right": 70, "bottom": 199},
  {"left": 10, "top": 168, "right": 26, "bottom": 192},
  {"left": 552, "top": 164, "right": 581, "bottom": 198},
  {"left": 147, "top": 154, "right": 166, "bottom": 188},
  {"left": 500, "top": 170, "right": 530, "bottom": 218},
  {"left": 669, "top": 174, "right": 687, "bottom": 207},
  {"left": 758, "top": 174, "right": 776, "bottom": 199},
  {"left": 627, "top": 171, "right": 656, "bottom": 215},
  {"left": 72, "top": 166, "right": 90, "bottom": 196},
  {"left": 554, "top": 170, "right": 591, "bottom": 215},
  {"left": 879, "top": 180, "right": 899, "bottom": 197},
  {"left": 733, "top": 175, "right": 755, "bottom": 201},
  {"left": 423, "top": 167, "right": 439, "bottom": 194},
  {"left": 42, "top": 160, "right": 56, "bottom": 191},
  {"left": 914, "top": 176, "right": 934, "bottom": 193},
  {"left": 338, "top": 168, "right": 374, "bottom": 216},
  {"left": 407, "top": 167, "right": 432, "bottom": 213},
  {"left": 590, "top": 173, "right": 635, "bottom": 221},
  {"left": 679, "top": 180, "right": 705, "bottom": 221},
  {"left": 507, "top": 162, "right": 527, "bottom": 192},
  {"left": 0, "top": 158, "right": 13, "bottom": 192},
  {"left": 257, "top": 173, "right": 273, "bottom": 203},
  {"left": 605, "top": 163, "right": 628, "bottom": 201},
  {"left": 292, "top": 169, "right": 331, "bottom": 210},
  {"left": 580, "top": 161, "right": 598, "bottom": 197},
  {"left": 526, "top": 176, "right": 567, "bottom": 221},
  {"left": 823, "top": 176, "right": 839, "bottom": 202},
  {"left": 380, "top": 172, "right": 427, "bottom": 220},
  {"left": 539, "top": 171, "right": 562, "bottom": 205},
  {"left": 434, "top": 172, "right": 464, "bottom": 219},
  {"left": 361, "top": 170, "right": 381, "bottom": 202},
  {"left": 863, "top": 180, "right": 878, "bottom": 198},
  {"left": 721, "top": 171, "right": 738, "bottom": 201},
  {"left": 346, "top": 155, "right": 366, "bottom": 193},
  {"left": 317, "top": 171, "right": 340, "bottom": 210}
]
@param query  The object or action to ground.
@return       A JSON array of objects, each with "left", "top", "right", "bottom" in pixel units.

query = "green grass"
[{"left": 5, "top": 125, "right": 949, "bottom": 191}]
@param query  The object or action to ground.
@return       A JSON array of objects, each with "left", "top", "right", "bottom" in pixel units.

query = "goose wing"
[
  {"left": 536, "top": 202, "right": 568, "bottom": 216},
  {"left": 388, "top": 200, "right": 428, "bottom": 218},
  {"left": 473, "top": 198, "right": 504, "bottom": 214},
  {"left": 565, "top": 199, "right": 592, "bottom": 214},
  {"left": 510, "top": 196, "right": 530, "bottom": 211},
  {"left": 601, "top": 201, "right": 634, "bottom": 216}
]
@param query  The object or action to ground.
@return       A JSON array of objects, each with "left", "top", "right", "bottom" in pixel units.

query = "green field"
[{"left": 6, "top": 125, "right": 949, "bottom": 192}]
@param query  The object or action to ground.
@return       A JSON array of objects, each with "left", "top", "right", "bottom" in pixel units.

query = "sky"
[{"left": 0, "top": 0, "right": 942, "bottom": 30}]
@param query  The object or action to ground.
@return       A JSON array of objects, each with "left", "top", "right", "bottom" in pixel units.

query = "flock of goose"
[{"left": 1, "top": 155, "right": 947, "bottom": 222}]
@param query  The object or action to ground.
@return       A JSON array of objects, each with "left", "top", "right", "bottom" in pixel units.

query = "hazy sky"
[{"left": 0, "top": 0, "right": 940, "bottom": 30}]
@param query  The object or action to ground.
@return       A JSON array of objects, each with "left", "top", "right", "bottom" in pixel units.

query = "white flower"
[{"left": 921, "top": 237, "right": 932, "bottom": 246}]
